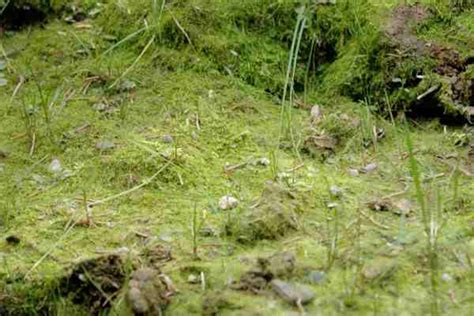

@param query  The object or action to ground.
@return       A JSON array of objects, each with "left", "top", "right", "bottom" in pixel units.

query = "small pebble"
[
  {"left": 256, "top": 157, "right": 270, "bottom": 166},
  {"left": 162, "top": 135, "right": 174, "bottom": 143},
  {"left": 48, "top": 158, "right": 62, "bottom": 174},
  {"left": 271, "top": 279, "right": 315, "bottom": 305},
  {"left": 441, "top": 273, "right": 453, "bottom": 282},
  {"left": 360, "top": 163, "right": 378, "bottom": 174},
  {"left": 327, "top": 202, "right": 338, "bottom": 209},
  {"left": 348, "top": 168, "right": 359, "bottom": 177},
  {"left": 307, "top": 271, "right": 326, "bottom": 284},
  {"left": 95, "top": 140, "right": 115, "bottom": 151},
  {"left": 329, "top": 185, "right": 343, "bottom": 197},
  {"left": 218, "top": 195, "right": 239, "bottom": 210},
  {"left": 188, "top": 274, "right": 200, "bottom": 284}
]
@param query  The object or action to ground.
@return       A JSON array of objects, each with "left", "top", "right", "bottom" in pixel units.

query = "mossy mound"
[
  {"left": 234, "top": 181, "right": 304, "bottom": 243},
  {"left": 91, "top": 0, "right": 473, "bottom": 121}
]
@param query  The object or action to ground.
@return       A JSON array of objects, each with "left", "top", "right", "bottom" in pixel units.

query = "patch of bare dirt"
[
  {"left": 59, "top": 254, "right": 126, "bottom": 315},
  {"left": 127, "top": 267, "right": 176, "bottom": 315},
  {"left": 384, "top": 3, "right": 430, "bottom": 51}
]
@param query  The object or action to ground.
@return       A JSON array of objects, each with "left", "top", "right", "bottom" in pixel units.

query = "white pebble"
[{"left": 218, "top": 195, "right": 239, "bottom": 210}]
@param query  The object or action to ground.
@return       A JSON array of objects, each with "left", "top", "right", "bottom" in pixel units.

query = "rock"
[
  {"left": 162, "top": 135, "right": 174, "bottom": 143},
  {"left": 327, "top": 202, "right": 338, "bottom": 209},
  {"left": 255, "top": 157, "right": 270, "bottom": 166},
  {"left": 271, "top": 279, "right": 315, "bottom": 305},
  {"left": 188, "top": 274, "right": 200, "bottom": 284},
  {"left": 441, "top": 273, "right": 453, "bottom": 282},
  {"left": 95, "top": 140, "right": 115, "bottom": 151},
  {"left": 348, "top": 168, "right": 359, "bottom": 176},
  {"left": 48, "top": 158, "right": 62, "bottom": 174},
  {"left": 360, "top": 163, "right": 378, "bottom": 174},
  {"left": 329, "top": 185, "right": 343, "bottom": 197},
  {"left": 307, "top": 271, "right": 326, "bottom": 284},
  {"left": 218, "top": 195, "right": 239, "bottom": 210}
]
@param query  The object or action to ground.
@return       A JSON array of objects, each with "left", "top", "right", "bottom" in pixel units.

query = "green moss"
[{"left": 1, "top": 1, "right": 474, "bottom": 315}]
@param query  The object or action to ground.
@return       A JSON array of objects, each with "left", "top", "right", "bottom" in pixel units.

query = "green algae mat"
[{"left": 0, "top": 1, "right": 473, "bottom": 315}]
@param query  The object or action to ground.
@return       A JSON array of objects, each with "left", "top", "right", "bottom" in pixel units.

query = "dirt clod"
[
  {"left": 231, "top": 252, "right": 296, "bottom": 293},
  {"left": 59, "top": 254, "right": 126, "bottom": 314},
  {"left": 235, "top": 182, "right": 302, "bottom": 242},
  {"left": 127, "top": 267, "right": 175, "bottom": 315}
]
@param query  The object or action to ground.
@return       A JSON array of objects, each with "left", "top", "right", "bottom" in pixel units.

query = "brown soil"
[
  {"left": 385, "top": 3, "right": 473, "bottom": 122},
  {"left": 59, "top": 254, "right": 126, "bottom": 315},
  {"left": 384, "top": 3, "right": 430, "bottom": 52}
]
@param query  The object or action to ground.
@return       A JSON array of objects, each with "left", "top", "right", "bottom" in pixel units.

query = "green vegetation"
[{"left": 0, "top": 0, "right": 473, "bottom": 315}]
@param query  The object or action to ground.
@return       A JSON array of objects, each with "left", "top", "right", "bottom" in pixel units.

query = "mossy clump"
[
  {"left": 317, "top": 2, "right": 473, "bottom": 120},
  {"left": 234, "top": 181, "right": 303, "bottom": 243}
]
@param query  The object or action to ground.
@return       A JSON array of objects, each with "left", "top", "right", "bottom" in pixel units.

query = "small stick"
[
  {"left": 11, "top": 75, "right": 25, "bottom": 101},
  {"left": 29, "top": 133, "right": 36, "bottom": 156},
  {"left": 109, "top": 35, "right": 155, "bottom": 89},
  {"left": 200, "top": 272, "right": 206, "bottom": 291},
  {"left": 359, "top": 209, "right": 389, "bottom": 230},
  {"left": 286, "top": 163, "right": 305, "bottom": 173},
  {"left": 224, "top": 161, "right": 248, "bottom": 172},
  {"left": 134, "top": 230, "right": 149, "bottom": 239},
  {"left": 171, "top": 15, "right": 194, "bottom": 49}
]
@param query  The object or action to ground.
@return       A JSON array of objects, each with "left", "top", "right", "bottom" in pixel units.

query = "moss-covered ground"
[{"left": 0, "top": 0, "right": 473, "bottom": 315}]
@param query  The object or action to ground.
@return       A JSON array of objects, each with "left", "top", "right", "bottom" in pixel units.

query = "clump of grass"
[{"left": 406, "top": 132, "right": 445, "bottom": 315}]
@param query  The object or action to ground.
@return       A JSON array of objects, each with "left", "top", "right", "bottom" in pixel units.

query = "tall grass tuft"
[{"left": 406, "top": 132, "right": 443, "bottom": 315}]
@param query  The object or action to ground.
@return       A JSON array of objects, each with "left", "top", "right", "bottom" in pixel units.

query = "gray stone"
[
  {"left": 48, "top": 158, "right": 62, "bottom": 174},
  {"left": 360, "top": 163, "right": 378, "bottom": 174},
  {"left": 271, "top": 279, "right": 315, "bottom": 305},
  {"left": 329, "top": 185, "right": 343, "bottom": 197},
  {"left": 218, "top": 195, "right": 239, "bottom": 210},
  {"left": 162, "top": 135, "right": 174, "bottom": 143},
  {"left": 307, "top": 271, "right": 326, "bottom": 284},
  {"left": 95, "top": 140, "right": 115, "bottom": 151}
]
